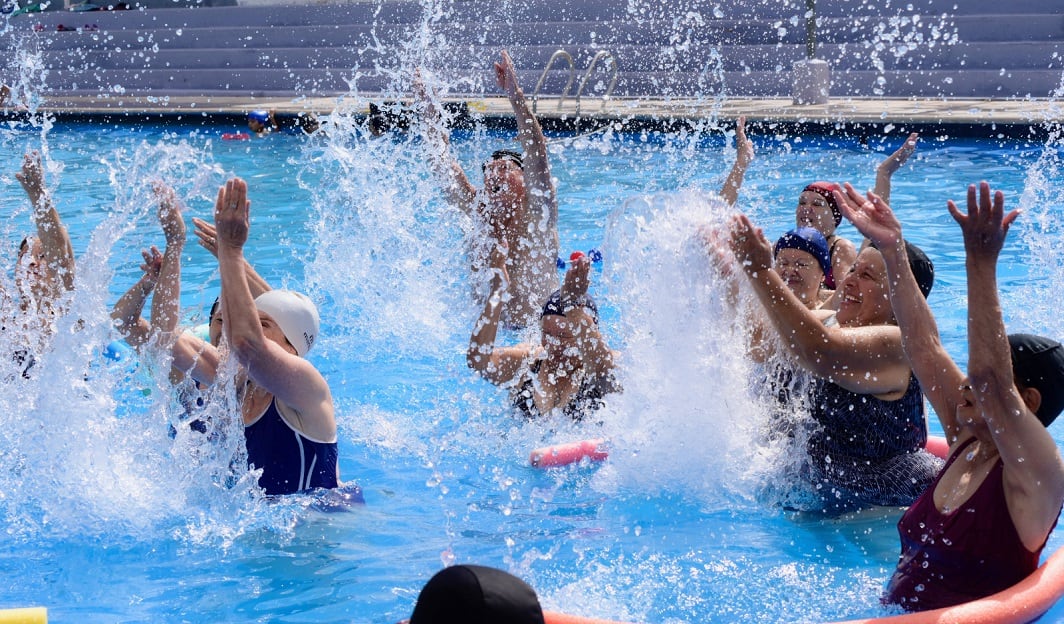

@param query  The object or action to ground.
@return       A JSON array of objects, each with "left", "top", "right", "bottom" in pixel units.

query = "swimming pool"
[{"left": 0, "top": 112, "right": 1062, "bottom": 623}]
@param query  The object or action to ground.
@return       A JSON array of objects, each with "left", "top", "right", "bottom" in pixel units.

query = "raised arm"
[
  {"left": 727, "top": 214, "right": 910, "bottom": 395},
  {"left": 214, "top": 179, "right": 332, "bottom": 427},
  {"left": 110, "top": 246, "right": 162, "bottom": 349},
  {"left": 192, "top": 217, "right": 271, "bottom": 298},
  {"left": 17, "top": 151, "right": 75, "bottom": 295},
  {"left": 149, "top": 182, "right": 185, "bottom": 338},
  {"left": 873, "top": 132, "right": 918, "bottom": 208},
  {"left": 953, "top": 181, "right": 1064, "bottom": 549},
  {"left": 466, "top": 241, "right": 529, "bottom": 384},
  {"left": 720, "top": 116, "right": 754, "bottom": 206},
  {"left": 835, "top": 182, "right": 966, "bottom": 439},
  {"left": 412, "top": 70, "right": 477, "bottom": 212},
  {"left": 494, "top": 50, "right": 557, "bottom": 230}
]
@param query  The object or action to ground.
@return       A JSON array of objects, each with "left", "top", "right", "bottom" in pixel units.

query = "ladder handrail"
[
  {"left": 574, "top": 50, "right": 618, "bottom": 116},
  {"left": 531, "top": 49, "right": 575, "bottom": 114}
]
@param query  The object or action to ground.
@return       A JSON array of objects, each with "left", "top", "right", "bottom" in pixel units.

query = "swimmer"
[
  {"left": 773, "top": 227, "right": 834, "bottom": 310},
  {"left": 2, "top": 152, "right": 76, "bottom": 376},
  {"left": 404, "top": 564, "right": 545, "bottom": 624},
  {"left": 836, "top": 181, "right": 1064, "bottom": 611},
  {"left": 722, "top": 212, "right": 942, "bottom": 513},
  {"left": 164, "top": 178, "right": 338, "bottom": 496},
  {"left": 467, "top": 242, "right": 619, "bottom": 420},
  {"left": 247, "top": 110, "right": 278, "bottom": 135},
  {"left": 414, "top": 50, "right": 559, "bottom": 329}
]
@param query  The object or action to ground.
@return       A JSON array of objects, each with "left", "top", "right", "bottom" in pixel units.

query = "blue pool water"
[{"left": 0, "top": 113, "right": 1062, "bottom": 623}]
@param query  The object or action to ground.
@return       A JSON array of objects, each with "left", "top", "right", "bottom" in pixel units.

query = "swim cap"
[
  {"left": 409, "top": 565, "right": 544, "bottom": 624},
  {"left": 903, "top": 240, "right": 934, "bottom": 299},
  {"left": 868, "top": 239, "right": 934, "bottom": 299},
  {"left": 1009, "top": 334, "right": 1064, "bottom": 427},
  {"left": 487, "top": 148, "right": 523, "bottom": 170},
  {"left": 774, "top": 227, "right": 831, "bottom": 277},
  {"left": 541, "top": 289, "right": 599, "bottom": 324},
  {"left": 247, "top": 110, "right": 270, "bottom": 125},
  {"left": 803, "top": 181, "right": 842, "bottom": 226},
  {"left": 253, "top": 290, "right": 320, "bottom": 357}
]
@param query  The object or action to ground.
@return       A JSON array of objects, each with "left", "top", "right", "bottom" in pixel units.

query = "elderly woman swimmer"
[
  {"left": 835, "top": 180, "right": 1064, "bottom": 612},
  {"left": 165, "top": 178, "right": 339, "bottom": 496},
  {"left": 467, "top": 244, "right": 619, "bottom": 420},
  {"left": 773, "top": 227, "right": 834, "bottom": 310},
  {"left": 721, "top": 202, "right": 942, "bottom": 513}
]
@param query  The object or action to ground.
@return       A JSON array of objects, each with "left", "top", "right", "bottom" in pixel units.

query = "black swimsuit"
[{"left": 512, "top": 360, "right": 608, "bottom": 421}]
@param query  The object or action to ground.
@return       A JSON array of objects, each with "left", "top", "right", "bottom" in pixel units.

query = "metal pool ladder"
[{"left": 532, "top": 49, "right": 618, "bottom": 116}]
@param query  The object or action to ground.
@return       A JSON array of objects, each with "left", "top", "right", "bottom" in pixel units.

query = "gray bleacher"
[{"left": 0, "top": 0, "right": 1062, "bottom": 100}]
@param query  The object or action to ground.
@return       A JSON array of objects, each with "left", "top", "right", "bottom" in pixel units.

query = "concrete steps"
[{"left": 1, "top": 0, "right": 1062, "bottom": 101}]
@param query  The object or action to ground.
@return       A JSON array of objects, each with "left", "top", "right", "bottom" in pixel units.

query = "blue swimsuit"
[{"left": 244, "top": 398, "right": 339, "bottom": 496}]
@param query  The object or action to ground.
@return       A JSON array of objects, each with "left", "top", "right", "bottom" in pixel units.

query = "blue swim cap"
[
  {"left": 247, "top": 110, "right": 270, "bottom": 124},
  {"left": 774, "top": 227, "right": 832, "bottom": 277}
]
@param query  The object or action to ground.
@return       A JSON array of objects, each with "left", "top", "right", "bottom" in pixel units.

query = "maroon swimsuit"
[{"left": 883, "top": 437, "right": 1053, "bottom": 611}]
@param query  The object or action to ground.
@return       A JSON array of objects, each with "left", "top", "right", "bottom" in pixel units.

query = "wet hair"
[
  {"left": 1009, "top": 333, "right": 1064, "bottom": 427},
  {"left": 481, "top": 149, "right": 524, "bottom": 174},
  {"left": 774, "top": 227, "right": 831, "bottom": 277},
  {"left": 541, "top": 289, "right": 598, "bottom": 324},
  {"left": 803, "top": 181, "right": 843, "bottom": 227},
  {"left": 409, "top": 565, "right": 544, "bottom": 624}
]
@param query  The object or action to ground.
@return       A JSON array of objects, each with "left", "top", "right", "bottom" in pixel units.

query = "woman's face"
[
  {"left": 774, "top": 247, "right": 825, "bottom": 307},
  {"left": 540, "top": 313, "right": 583, "bottom": 369},
  {"left": 795, "top": 190, "right": 837, "bottom": 236},
  {"left": 835, "top": 247, "right": 893, "bottom": 327},
  {"left": 258, "top": 311, "right": 297, "bottom": 356}
]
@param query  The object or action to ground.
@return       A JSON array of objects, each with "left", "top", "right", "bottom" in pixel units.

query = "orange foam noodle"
[
  {"left": 830, "top": 545, "right": 1064, "bottom": 624},
  {"left": 543, "top": 611, "right": 632, "bottom": 624},
  {"left": 529, "top": 439, "right": 609, "bottom": 468}
]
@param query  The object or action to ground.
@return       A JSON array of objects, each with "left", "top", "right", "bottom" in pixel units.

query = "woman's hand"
[
  {"left": 494, "top": 50, "right": 521, "bottom": 98},
  {"left": 726, "top": 215, "right": 773, "bottom": 275},
  {"left": 16, "top": 151, "right": 47, "bottom": 208},
  {"left": 948, "top": 181, "right": 1018, "bottom": 263},
  {"left": 153, "top": 181, "right": 185, "bottom": 248},
  {"left": 213, "top": 178, "right": 250, "bottom": 252},
  {"left": 835, "top": 182, "right": 903, "bottom": 250},
  {"left": 139, "top": 245, "right": 163, "bottom": 290}
]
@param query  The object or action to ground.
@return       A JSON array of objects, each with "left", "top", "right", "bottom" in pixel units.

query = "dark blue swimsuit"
[{"left": 244, "top": 398, "right": 339, "bottom": 496}]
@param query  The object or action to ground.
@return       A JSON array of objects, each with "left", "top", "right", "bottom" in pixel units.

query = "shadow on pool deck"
[{"left": 27, "top": 94, "right": 1064, "bottom": 136}]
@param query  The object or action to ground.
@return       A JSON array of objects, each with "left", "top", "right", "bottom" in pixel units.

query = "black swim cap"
[
  {"left": 868, "top": 239, "right": 934, "bottom": 299},
  {"left": 1009, "top": 333, "right": 1064, "bottom": 427},
  {"left": 482, "top": 149, "right": 524, "bottom": 174},
  {"left": 409, "top": 565, "right": 545, "bottom": 624},
  {"left": 541, "top": 289, "right": 599, "bottom": 324},
  {"left": 904, "top": 241, "right": 934, "bottom": 299}
]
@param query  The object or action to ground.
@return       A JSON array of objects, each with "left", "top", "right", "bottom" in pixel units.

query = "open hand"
[
  {"left": 494, "top": 50, "right": 520, "bottom": 97},
  {"left": 834, "top": 182, "right": 902, "bottom": 249},
  {"left": 947, "top": 181, "right": 1017, "bottom": 261},
  {"left": 16, "top": 151, "right": 46, "bottom": 206},
  {"left": 726, "top": 215, "right": 772, "bottom": 275},
  {"left": 153, "top": 181, "right": 185, "bottom": 247},
  {"left": 213, "top": 177, "right": 250, "bottom": 252}
]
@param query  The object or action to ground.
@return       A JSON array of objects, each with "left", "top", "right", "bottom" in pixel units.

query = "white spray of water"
[{"left": 591, "top": 189, "right": 770, "bottom": 504}]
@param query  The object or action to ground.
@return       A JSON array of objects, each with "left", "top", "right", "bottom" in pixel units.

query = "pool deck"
[{"left": 31, "top": 94, "right": 1064, "bottom": 131}]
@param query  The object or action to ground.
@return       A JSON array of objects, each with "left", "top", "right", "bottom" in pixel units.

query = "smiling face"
[
  {"left": 795, "top": 190, "right": 837, "bottom": 236},
  {"left": 482, "top": 159, "right": 525, "bottom": 208},
  {"left": 775, "top": 247, "right": 825, "bottom": 307},
  {"left": 834, "top": 247, "right": 894, "bottom": 327}
]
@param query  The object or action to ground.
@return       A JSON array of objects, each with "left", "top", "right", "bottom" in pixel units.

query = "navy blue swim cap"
[
  {"left": 774, "top": 227, "right": 831, "bottom": 277},
  {"left": 410, "top": 565, "right": 544, "bottom": 624},
  {"left": 1009, "top": 333, "right": 1064, "bottom": 427},
  {"left": 247, "top": 110, "right": 270, "bottom": 125},
  {"left": 541, "top": 289, "right": 598, "bottom": 324}
]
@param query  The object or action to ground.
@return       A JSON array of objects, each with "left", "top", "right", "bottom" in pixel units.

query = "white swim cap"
[{"left": 253, "top": 290, "right": 320, "bottom": 357}]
